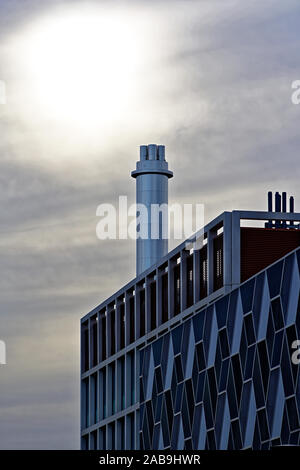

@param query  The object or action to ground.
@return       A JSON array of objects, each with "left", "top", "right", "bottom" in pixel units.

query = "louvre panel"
[{"left": 241, "top": 227, "right": 300, "bottom": 283}]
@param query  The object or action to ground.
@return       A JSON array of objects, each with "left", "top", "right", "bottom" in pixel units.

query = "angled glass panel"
[
  {"left": 244, "top": 313, "right": 256, "bottom": 346},
  {"left": 171, "top": 325, "right": 183, "bottom": 355},
  {"left": 153, "top": 338, "right": 163, "bottom": 367},
  {"left": 192, "top": 311, "right": 205, "bottom": 343},
  {"left": 215, "top": 296, "right": 229, "bottom": 330},
  {"left": 244, "top": 344, "right": 256, "bottom": 381},
  {"left": 271, "top": 297, "right": 284, "bottom": 331},
  {"left": 219, "top": 357, "right": 230, "bottom": 392},
  {"left": 267, "top": 368, "right": 285, "bottom": 439},
  {"left": 267, "top": 260, "right": 284, "bottom": 299},
  {"left": 240, "top": 278, "right": 255, "bottom": 314}
]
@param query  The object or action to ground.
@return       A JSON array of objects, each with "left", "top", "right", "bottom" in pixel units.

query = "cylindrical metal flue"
[
  {"left": 131, "top": 145, "right": 173, "bottom": 276},
  {"left": 266, "top": 192, "right": 296, "bottom": 229},
  {"left": 282, "top": 192, "right": 287, "bottom": 228},
  {"left": 290, "top": 196, "right": 295, "bottom": 227},
  {"left": 275, "top": 192, "right": 281, "bottom": 212},
  {"left": 290, "top": 196, "right": 295, "bottom": 213},
  {"left": 282, "top": 192, "right": 287, "bottom": 212},
  {"left": 268, "top": 191, "right": 273, "bottom": 212},
  {"left": 275, "top": 192, "right": 281, "bottom": 228},
  {"left": 266, "top": 191, "right": 273, "bottom": 228}
]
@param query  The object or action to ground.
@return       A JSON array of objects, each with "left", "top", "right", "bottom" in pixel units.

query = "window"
[
  {"left": 100, "top": 368, "right": 106, "bottom": 420},
  {"left": 90, "top": 373, "right": 98, "bottom": 425},
  {"left": 109, "top": 362, "right": 116, "bottom": 415},
  {"left": 81, "top": 435, "right": 88, "bottom": 450},
  {"left": 110, "top": 308, "right": 115, "bottom": 356},
  {"left": 150, "top": 280, "right": 156, "bottom": 330},
  {"left": 90, "top": 430, "right": 97, "bottom": 450},
  {"left": 139, "top": 289, "right": 145, "bottom": 337},
  {"left": 82, "top": 378, "right": 89, "bottom": 429},
  {"left": 129, "top": 296, "right": 135, "bottom": 343},
  {"left": 127, "top": 351, "right": 135, "bottom": 407},
  {"left": 99, "top": 427, "right": 106, "bottom": 450},
  {"left": 91, "top": 316, "right": 98, "bottom": 367},
  {"left": 81, "top": 322, "right": 89, "bottom": 372},
  {"left": 213, "top": 234, "right": 223, "bottom": 291},
  {"left": 127, "top": 413, "right": 135, "bottom": 450},
  {"left": 174, "top": 264, "right": 180, "bottom": 315},
  {"left": 162, "top": 273, "right": 168, "bottom": 323},
  {"left": 100, "top": 311, "right": 107, "bottom": 361},
  {"left": 118, "top": 417, "right": 125, "bottom": 450},
  {"left": 117, "top": 356, "right": 125, "bottom": 412},
  {"left": 200, "top": 246, "right": 207, "bottom": 299},
  {"left": 108, "top": 422, "right": 115, "bottom": 450},
  {"left": 119, "top": 303, "right": 125, "bottom": 350},
  {"left": 187, "top": 255, "right": 193, "bottom": 307}
]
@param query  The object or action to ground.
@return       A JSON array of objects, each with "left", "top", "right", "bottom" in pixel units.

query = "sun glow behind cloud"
[
  {"left": 4, "top": 3, "right": 210, "bottom": 169},
  {"left": 14, "top": 6, "right": 146, "bottom": 132},
  {"left": 1, "top": 0, "right": 300, "bottom": 451}
]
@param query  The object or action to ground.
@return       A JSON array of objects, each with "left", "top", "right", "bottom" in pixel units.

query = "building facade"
[{"left": 80, "top": 193, "right": 300, "bottom": 450}]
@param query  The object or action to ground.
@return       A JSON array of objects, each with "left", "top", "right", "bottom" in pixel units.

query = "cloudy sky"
[{"left": 0, "top": 0, "right": 299, "bottom": 449}]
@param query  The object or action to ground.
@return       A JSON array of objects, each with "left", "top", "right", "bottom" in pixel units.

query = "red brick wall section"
[{"left": 240, "top": 227, "right": 300, "bottom": 283}]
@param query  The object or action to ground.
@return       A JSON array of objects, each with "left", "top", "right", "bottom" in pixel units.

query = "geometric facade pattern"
[{"left": 139, "top": 248, "right": 300, "bottom": 449}]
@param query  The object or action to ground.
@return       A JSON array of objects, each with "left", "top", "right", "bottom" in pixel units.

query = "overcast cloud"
[{"left": 0, "top": 0, "right": 299, "bottom": 449}]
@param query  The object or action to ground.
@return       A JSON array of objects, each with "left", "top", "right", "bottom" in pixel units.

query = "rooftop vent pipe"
[
  {"left": 131, "top": 145, "right": 173, "bottom": 276},
  {"left": 266, "top": 191, "right": 296, "bottom": 229}
]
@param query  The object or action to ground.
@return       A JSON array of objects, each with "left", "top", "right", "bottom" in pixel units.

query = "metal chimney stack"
[
  {"left": 131, "top": 144, "right": 173, "bottom": 276},
  {"left": 266, "top": 191, "right": 296, "bottom": 229}
]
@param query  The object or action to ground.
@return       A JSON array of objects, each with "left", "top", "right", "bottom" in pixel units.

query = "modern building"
[{"left": 80, "top": 145, "right": 300, "bottom": 450}]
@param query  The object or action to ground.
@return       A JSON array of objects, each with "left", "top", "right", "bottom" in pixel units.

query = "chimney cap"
[{"left": 131, "top": 144, "right": 173, "bottom": 179}]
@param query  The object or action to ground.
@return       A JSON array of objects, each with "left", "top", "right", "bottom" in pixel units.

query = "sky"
[{"left": 0, "top": 0, "right": 300, "bottom": 449}]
